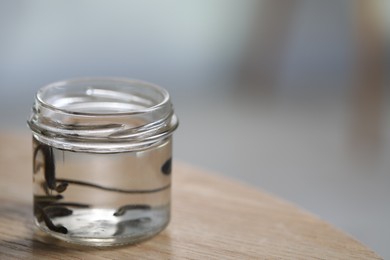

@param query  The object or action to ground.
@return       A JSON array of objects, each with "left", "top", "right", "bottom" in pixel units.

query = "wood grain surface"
[{"left": 0, "top": 133, "right": 381, "bottom": 259}]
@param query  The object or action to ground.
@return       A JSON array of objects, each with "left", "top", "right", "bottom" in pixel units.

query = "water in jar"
[{"left": 32, "top": 136, "right": 172, "bottom": 246}]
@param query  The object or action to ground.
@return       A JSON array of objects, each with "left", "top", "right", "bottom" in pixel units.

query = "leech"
[
  {"left": 55, "top": 182, "right": 68, "bottom": 193},
  {"left": 41, "top": 145, "right": 56, "bottom": 190},
  {"left": 42, "top": 213, "right": 68, "bottom": 234},
  {"left": 113, "top": 204, "right": 151, "bottom": 216},
  {"left": 55, "top": 178, "right": 171, "bottom": 194},
  {"left": 44, "top": 206, "right": 73, "bottom": 218},
  {"left": 50, "top": 202, "right": 90, "bottom": 208},
  {"left": 34, "top": 194, "right": 63, "bottom": 202},
  {"left": 161, "top": 158, "right": 172, "bottom": 175},
  {"left": 113, "top": 217, "right": 151, "bottom": 236},
  {"left": 34, "top": 144, "right": 69, "bottom": 193},
  {"left": 34, "top": 195, "right": 64, "bottom": 210},
  {"left": 36, "top": 205, "right": 68, "bottom": 234}
]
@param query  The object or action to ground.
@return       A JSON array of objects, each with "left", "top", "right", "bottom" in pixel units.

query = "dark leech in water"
[
  {"left": 113, "top": 204, "right": 151, "bottom": 216},
  {"left": 161, "top": 158, "right": 172, "bottom": 175},
  {"left": 44, "top": 206, "right": 73, "bottom": 218},
  {"left": 56, "top": 178, "right": 170, "bottom": 194},
  {"left": 41, "top": 213, "right": 68, "bottom": 234},
  {"left": 34, "top": 194, "right": 63, "bottom": 208},
  {"left": 50, "top": 202, "right": 90, "bottom": 208},
  {"left": 41, "top": 145, "right": 56, "bottom": 190},
  {"left": 33, "top": 143, "right": 70, "bottom": 233},
  {"left": 113, "top": 217, "right": 151, "bottom": 236},
  {"left": 33, "top": 143, "right": 68, "bottom": 193},
  {"left": 35, "top": 205, "right": 68, "bottom": 234},
  {"left": 34, "top": 195, "right": 64, "bottom": 220},
  {"left": 55, "top": 182, "right": 68, "bottom": 193},
  {"left": 33, "top": 200, "right": 90, "bottom": 234},
  {"left": 34, "top": 194, "right": 64, "bottom": 202},
  {"left": 35, "top": 195, "right": 90, "bottom": 209},
  {"left": 34, "top": 194, "right": 89, "bottom": 233}
]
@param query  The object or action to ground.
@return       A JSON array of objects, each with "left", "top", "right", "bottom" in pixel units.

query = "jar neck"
[{"left": 28, "top": 78, "right": 178, "bottom": 153}]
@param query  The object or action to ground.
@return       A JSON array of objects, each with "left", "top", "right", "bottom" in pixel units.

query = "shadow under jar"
[{"left": 27, "top": 78, "right": 178, "bottom": 246}]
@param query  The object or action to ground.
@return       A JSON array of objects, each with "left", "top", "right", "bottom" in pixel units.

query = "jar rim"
[
  {"left": 36, "top": 77, "right": 171, "bottom": 116},
  {"left": 28, "top": 77, "right": 178, "bottom": 152}
]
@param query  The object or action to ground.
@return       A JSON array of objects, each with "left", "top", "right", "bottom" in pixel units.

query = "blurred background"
[{"left": 0, "top": 0, "right": 389, "bottom": 257}]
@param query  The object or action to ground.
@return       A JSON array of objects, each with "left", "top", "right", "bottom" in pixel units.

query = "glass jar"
[{"left": 27, "top": 78, "right": 178, "bottom": 246}]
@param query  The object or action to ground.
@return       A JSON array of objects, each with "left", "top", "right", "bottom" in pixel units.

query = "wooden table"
[{"left": 0, "top": 134, "right": 381, "bottom": 259}]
